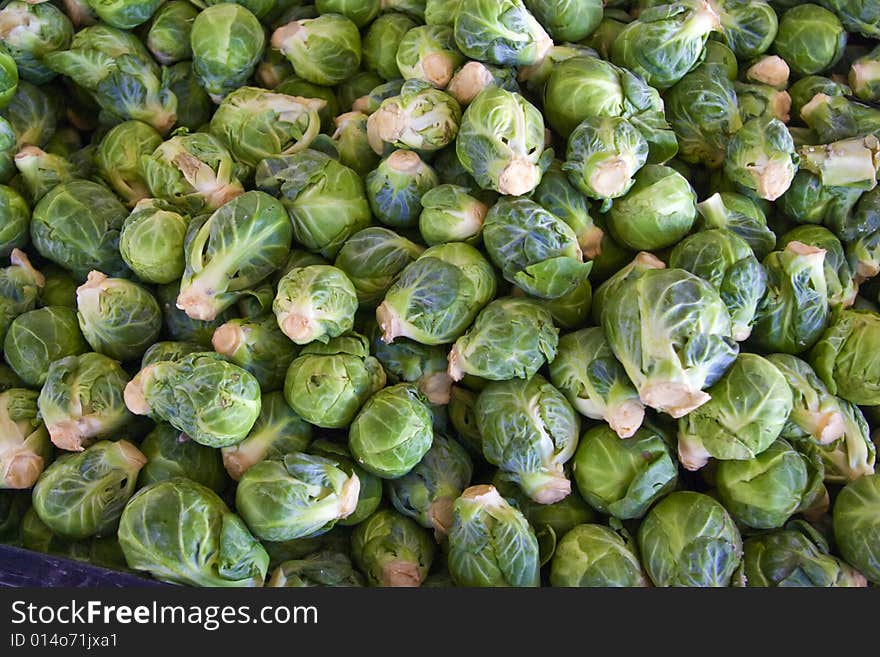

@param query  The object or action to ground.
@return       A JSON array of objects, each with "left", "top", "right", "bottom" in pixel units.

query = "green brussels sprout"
[
  {"left": 448, "top": 484, "right": 539, "bottom": 587},
  {"left": 352, "top": 509, "right": 435, "bottom": 587},
  {"left": 211, "top": 315, "right": 297, "bottom": 392},
  {"left": 284, "top": 334, "right": 385, "bottom": 429},
  {"left": 849, "top": 45, "right": 880, "bottom": 102},
  {"left": 337, "top": 72, "right": 385, "bottom": 113},
  {"left": 349, "top": 384, "right": 433, "bottom": 479},
  {"left": 611, "top": 1, "right": 721, "bottom": 90},
  {"left": 773, "top": 5, "right": 846, "bottom": 76},
  {"left": 178, "top": 191, "right": 291, "bottom": 322},
  {"left": 0, "top": 48, "right": 17, "bottom": 111},
  {"left": 268, "top": 76, "right": 338, "bottom": 136},
  {"left": 847, "top": 228, "right": 880, "bottom": 282},
  {"left": 38, "top": 265, "right": 77, "bottom": 309},
  {"left": 164, "top": 61, "right": 213, "bottom": 131},
  {"left": 483, "top": 197, "right": 591, "bottom": 300},
  {"left": 307, "top": 440, "right": 382, "bottom": 527},
  {"left": 430, "top": 145, "right": 475, "bottom": 189},
  {"left": 800, "top": 91, "right": 880, "bottom": 144},
  {"left": 367, "top": 324, "right": 452, "bottom": 405},
  {"left": 664, "top": 65, "right": 742, "bottom": 169},
  {"left": 367, "top": 79, "right": 461, "bottom": 155},
  {"left": 817, "top": 398, "right": 875, "bottom": 483},
  {"left": 190, "top": 4, "right": 264, "bottom": 103},
  {"left": 0, "top": 249, "right": 43, "bottom": 345},
  {"left": 137, "top": 423, "right": 226, "bottom": 492},
  {"left": 606, "top": 164, "right": 697, "bottom": 251},
  {"left": 268, "top": 550, "right": 364, "bottom": 587},
  {"left": 602, "top": 267, "right": 738, "bottom": 418},
  {"left": 735, "top": 521, "right": 867, "bottom": 587},
  {"left": 779, "top": 226, "right": 856, "bottom": 309},
  {"left": 0, "top": 1, "right": 73, "bottom": 85},
  {"left": 778, "top": 171, "right": 871, "bottom": 243},
  {"left": 142, "top": 131, "right": 245, "bottom": 215},
  {"left": 156, "top": 281, "right": 232, "bottom": 347},
  {"left": 272, "top": 265, "right": 357, "bottom": 346},
  {"left": 563, "top": 116, "right": 649, "bottom": 202},
  {"left": 677, "top": 354, "right": 794, "bottom": 470},
  {"left": 696, "top": 192, "right": 776, "bottom": 260},
  {"left": 352, "top": 79, "right": 404, "bottom": 115},
  {"left": 448, "top": 297, "right": 558, "bottom": 382},
  {"left": 255, "top": 48, "right": 294, "bottom": 90},
  {"left": 418, "top": 184, "right": 487, "bottom": 246},
  {"left": 669, "top": 230, "right": 767, "bottom": 341},
  {"left": 124, "top": 352, "right": 261, "bottom": 448},
  {"left": 717, "top": 438, "right": 824, "bottom": 529},
  {"left": 455, "top": 87, "right": 547, "bottom": 196},
  {"left": 141, "top": 341, "right": 202, "bottom": 368},
  {"left": 638, "top": 491, "right": 743, "bottom": 587},
  {"left": 378, "top": 242, "right": 496, "bottom": 346},
  {"left": 209, "top": 87, "right": 324, "bottom": 170},
  {"left": 30, "top": 180, "right": 129, "bottom": 280},
  {"left": 591, "top": 250, "right": 666, "bottom": 324},
  {"left": 797, "top": 136, "right": 880, "bottom": 190},
  {"left": 724, "top": 117, "right": 797, "bottom": 202},
  {"left": 13, "top": 145, "right": 79, "bottom": 203},
  {"left": 84, "top": 0, "right": 163, "bottom": 28},
  {"left": 315, "top": 0, "right": 380, "bottom": 26},
  {"left": 332, "top": 112, "right": 381, "bottom": 177},
  {"left": 833, "top": 473, "right": 880, "bottom": 584},
  {"left": 388, "top": 433, "right": 473, "bottom": 536},
  {"left": 532, "top": 161, "right": 603, "bottom": 259},
  {"left": 3, "top": 306, "right": 88, "bottom": 388},
  {"left": 523, "top": 0, "right": 602, "bottom": 43},
  {"left": 0, "top": 186, "right": 30, "bottom": 259},
  {"left": 550, "top": 524, "right": 649, "bottom": 587},
  {"left": 74, "top": 271, "right": 161, "bottom": 362},
  {"left": 446, "top": 61, "right": 520, "bottom": 107},
  {"left": 236, "top": 452, "right": 360, "bottom": 542},
  {"left": 715, "top": 0, "right": 778, "bottom": 59},
  {"left": 809, "top": 309, "right": 880, "bottom": 405},
  {"left": 395, "top": 25, "right": 463, "bottom": 90},
  {"left": 95, "top": 121, "right": 161, "bottom": 208},
  {"left": 789, "top": 75, "right": 851, "bottom": 119},
  {"left": 2, "top": 80, "right": 59, "bottom": 154},
  {"left": 366, "top": 150, "right": 438, "bottom": 229},
  {"left": 44, "top": 25, "right": 177, "bottom": 134},
  {"left": 453, "top": 0, "right": 551, "bottom": 68},
  {"left": 33, "top": 440, "right": 145, "bottom": 539},
  {"left": 119, "top": 478, "right": 269, "bottom": 586},
  {"left": 529, "top": 279, "right": 593, "bottom": 337},
  {"left": 271, "top": 14, "right": 361, "bottom": 87},
  {"left": 221, "top": 392, "right": 311, "bottom": 482},
  {"left": 0, "top": 389, "right": 51, "bottom": 489},
  {"left": 256, "top": 150, "right": 371, "bottom": 259},
  {"left": 382, "top": 0, "right": 427, "bottom": 19},
  {"left": 743, "top": 55, "right": 790, "bottom": 90},
  {"left": 425, "top": 0, "right": 460, "bottom": 26},
  {"left": 476, "top": 375, "right": 579, "bottom": 504},
  {"left": 119, "top": 198, "right": 188, "bottom": 285},
  {"left": 752, "top": 242, "right": 829, "bottom": 354},
  {"left": 145, "top": 0, "right": 197, "bottom": 65},
  {"left": 517, "top": 41, "right": 595, "bottom": 94}
]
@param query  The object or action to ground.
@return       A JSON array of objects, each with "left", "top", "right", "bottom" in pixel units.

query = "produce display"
[{"left": 2, "top": 0, "right": 880, "bottom": 589}]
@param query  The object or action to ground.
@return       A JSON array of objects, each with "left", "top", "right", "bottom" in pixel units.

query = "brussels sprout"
[
  {"left": 164, "top": 61, "right": 213, "bottom": 131},
  {"left": 725, "top": 117, "right": 798, "bottom": 202},
  {"left": 800, "top": 92, "right": 880, "bottom": 144},
  {"left": 137, "top": 423, "right": 226, "bottom": 493},
  {"left": 591, "top": 251, "right": 666, "bottom": 324},
  {"left": 446, "top": 61, "right": 519, "bottom": 107},
  {"left": 74, "top": 271, "right": 161, "bottom": 362},
  {"left": 550, "top": 524, "right": 649, "bottom": 587},
  {"left": 778, "top": 170, "right": 871, "bottom": 243},
  {"left": 140, "top": 341, "right": 201, "bottom": 368},
  {"left": 210, "top": 314, "right": 297, "bottom": 391},
  {"left": 817, "top": 399, "right": 875, "bottom": 483},
  {"left": 0, "top": 48, "right": 16, "bottom": 111},
  {"left": 272, "top": 265, "right": 357, "bottom": 346},
  {"left": 94, "top": 121, "right": 161, "bottom": 208},
  {"left": 532, "top": 162, "right": 603, "bottom": 260},
  {"left": 256, "top": 150, "right": 371, "bottom": 259},
  {"left": 308, "top": 440, "right": 382, "bottom": 527},
  {"left": 849, "top": 45, "right": 880, "bottom": 102},
  {"left": 284, "top": 334, "right": 385, "bottom": 429},
  {"left": 736, "top": 520, "right": 866, "bottom": 587},
  {"left": 236, "top": 452, "right": 360, "bottom": 542},
  {"left": 145, "top": 0, "right": 197, "bottom": 65},
  {"left": 669, "top": 230, "right": 767, "bottom": 341},
  {"left": 388, "top": 434, "right": 473, "bottom": 536},
  {"left": 268, "top": 550, "right": 365, "bottom": 587},
  {"left": 794, "top": 138, "right": 879, "bottom": 199},
  {"left": 352, "top": 509, "right": 435, "bottom": 587},
  {"left": 425, "top": 0, "right": 460, "bottom": 26},
  {"left": 809, "top": 309, "right": 880, "bottom": 405},
  {"left": 378, "top": 242, "right": 496, "bottom": 346},
  {"left": 448, "top": 297, "right": 558, "bottom": 382},
  {"left": 0, "top": 186, "right": 30, "bottom": 259},
  {"left": 2, "top": 80, "right": 59, "bottom": 154},
  {"left": 142, "top": 131, "right": 245, "bottom": 215},
  {"left": 124, "top": 352, "right": 261, "bottom": 448},
  {"left": 452, "top": 0, "right": 550, "bottom": 68},
  {"left": 418, "top": 185, "right": 487, "bottom": 247},
  {"left": 352, "top": 79, "right": 405, "bottom": 115},
  {"left": 332, "top": 112, "right": 381, "bottom": 178},
  {"left": 33, "top": 440, "right": 144, "bottom": 539},
  {"left": 337, "top": 72, "right": 385, "bottom": 114},
  {"left": 717, "top": 438, "right": 825, "bottom": 529},
  {"left": 0, "top": 250, "right": 43, "bottom": 345},
  {"left": 156, "top": 281, "right": 230, "bottom": 348},
  {"left": 221, "top": 392, "right": 312, "bottom": 482},
  {"left": 190, "top": 4, "right": 264, "bottom": 103},
  {"left": 743, "top": 55, "right": 790, "bottom": 91},
  {"left": 314, "top": 0, "right": 380, "bottom": 26},
  {"left": 696, "top": 192, "right": 776, "bottom": 259},
  {"left": 455, "top": 87, "right": 547, "bottom": 196},
  {"left": 779, "top": 226, "right": 856, "bottom": 309},
  {"left": 714, "top": 0, "right": 779, "bottom": 59},
  {"left": 395, "top": 25, "right": 462, "bottom": 89},
  {"left": 271, "top": 14, "right": 361, "bottom": 87},
  {"left": 789, "top": 75, "right": 851, "bottom": 119},
  {"left": 638, "top": 491, "right": 743, "bottom": 587},
  {"left": 118, "top": 199, "right": 188, "bottom": 285},
  {"left": 3, "top": 306, "right": 88, "bottom": 388},
  {"left": 30, "top": 180, "right": 129, "bottom": 281},
  {"left": 13, "top": 146, "right": 79, "bottom": 203},
  {"left": 44, "top": 25, "right": 177, "bottom": 134},
  {"left": 367, "top": 79, "right": 461, "bottom": 155},
  {"left": 349, "top": 384, "right": 433, "bottom": 479},
  {"left": 333, "top": 228, "right": 422, "bottom": 308},
  {"left": 0, "top": 1, "right": 73, "bottom": 85},
  {"left": 119, "top": 478, "right": 269, "bottom": 586},
  {"left": 523, "top": 0, "right": 602, "bottom": 43},
  {"left": 605, "top": 165, "right": 697, "bottom": 251},
  {"left": 85, "top": 0, "right": 163, "bottom": 28},
  {"left": 38, "top": 265, "right": 77, "bottom": 310},
  {"left": 664, "top": 66, "right": 742, "bottom": 169},
  {"left": 773, "top": 5, "right": 846, "bottom": 76},
  {"left": 366, "top": 150, "right": 438, "bottom": 229},
  {"left": 548, "top": 328, "right": 643, "bottom": 438},
  {"left": 448, "top": 484, "right": 539, "bottom": 587},
  {"left": 611, "top": 1, "right": 721, "bottom": 90},
  {"left": 0, "top": 389, "right": 51, "bottom": 489},
  {"left": 833, "top": 473, "right": 880, "bottom": 584}
]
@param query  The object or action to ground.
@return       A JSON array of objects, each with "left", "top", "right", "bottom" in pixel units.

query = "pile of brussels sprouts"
[{"left": 2, "top": 0, "right": 880, "bottom": 589}]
